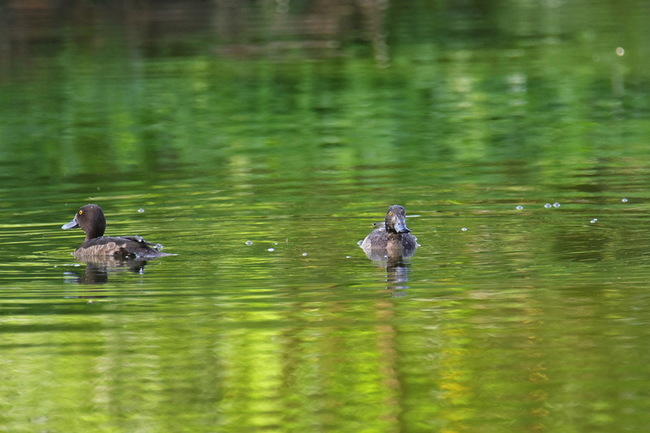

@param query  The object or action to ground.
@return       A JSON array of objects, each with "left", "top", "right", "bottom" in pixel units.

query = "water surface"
[{"left": 2, "top": 1, "right": 650, "bottom": 432}]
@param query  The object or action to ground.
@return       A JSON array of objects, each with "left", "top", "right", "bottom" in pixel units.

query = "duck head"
[
  {"left": 385, "top": 205, "right": 410, "bottom": 234},
  {"left": 62, "top": 204, "right": 106, "bottom": 240}
]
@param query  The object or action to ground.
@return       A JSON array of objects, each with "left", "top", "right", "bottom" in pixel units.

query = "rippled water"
[
  {"left": 4, "top": 160, "right": 650, "bottom": 432},
  {"left": 2, "top": 1, "right": 650, "bottom": 432}
]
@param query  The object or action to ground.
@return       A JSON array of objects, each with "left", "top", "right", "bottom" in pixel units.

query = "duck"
[
  {"left": 360, "top": 205, "right": 418, "bottom": 259},
  {"left": 62, "top": 204, "right": 173, "bottom": 259}
]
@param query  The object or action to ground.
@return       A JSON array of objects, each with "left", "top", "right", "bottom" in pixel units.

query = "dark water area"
[{"left": 2, "top": 1, "right": 650, "bottom": 432}]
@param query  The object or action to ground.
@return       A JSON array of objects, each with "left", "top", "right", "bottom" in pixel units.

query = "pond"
[{"left": 2, "top": 1, "right": 650, "bottom": 432}]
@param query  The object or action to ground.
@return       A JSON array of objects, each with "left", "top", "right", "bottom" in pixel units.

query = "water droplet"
[
  {"left": 553, "top": 202, "right": 561, "bottom": 208},
  {"left": 267, "top": 248, "right": 275, "bottom": 252},
  {"left": 345, "top": 255, "right": 351, "bottom": 259},
  {"left": 461, "top": 227, "right": 468, "bottom": 232},
  {"left": 590, "top": 218, "right": 598, "bottom": 224},
  {"left": 616, "top": 47, "right": 625, "bottom": 56},
  {"left": 137, "top": 208, "right": 145, "bottom": 213},
  {"left": 544, "top": 203, "right": 552, "bottom": 208},
  {"left": 621, "top": 198, "right": 628, "bottom": 203},
  {"left": 245, "top": 240, "right": 253, "bottom": 246},
  {"left": 516, "top": 205, "right": 524, "bottom": 210},
  {"left": 302, "top": 252, "right": 308, "bottom": 256}
]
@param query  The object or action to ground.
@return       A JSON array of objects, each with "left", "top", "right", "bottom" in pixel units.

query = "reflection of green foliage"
[{"left": 0, "top": 0, "right": 649, "bottom": 183}]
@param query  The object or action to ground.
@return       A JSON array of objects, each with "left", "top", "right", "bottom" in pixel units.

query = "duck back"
[{"left": 74, "top": 236, "right": 172, "bottom": 259}]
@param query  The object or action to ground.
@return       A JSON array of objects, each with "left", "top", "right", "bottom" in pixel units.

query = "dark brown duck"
[
  {"left": 360, "top": 204, "right": 419, "bottom": 259},
  {"left": 62, "top": 204, "right": 173, "bottom": 259}
]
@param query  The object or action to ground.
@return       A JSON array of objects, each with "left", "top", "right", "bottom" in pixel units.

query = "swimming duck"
[
  {"left": 62, "top": 204, "right": 173, "bottom": 259},
  {"left": 360, "top": 205, "right": 418, "bottom": 259}
]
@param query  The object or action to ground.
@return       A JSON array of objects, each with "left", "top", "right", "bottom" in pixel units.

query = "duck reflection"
[
  {"left": 63, "top": 256, "right": 149, "bottom": 285},
  {"left": 359, "top": 205, "right": 419, "bottom": 294},
  {"left": 360, "top": 242, "right": 417, "bottom": 295}
]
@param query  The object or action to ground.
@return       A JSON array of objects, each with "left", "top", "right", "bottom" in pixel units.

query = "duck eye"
[
  {"left": 78, "top": 210, "right": 83, "bottom": 215},
  {"left": 388, "top": 212, "right": 393, "bottom": 216}
]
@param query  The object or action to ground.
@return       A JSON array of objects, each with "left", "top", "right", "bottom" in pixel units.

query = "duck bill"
[
  {"left": 394, "top": 217, "right": 410, "bottom": 234},
  {"left": 62, "top": 218, "right": 79, "bottom": 230}
]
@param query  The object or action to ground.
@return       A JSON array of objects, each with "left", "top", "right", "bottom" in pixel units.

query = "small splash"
[
  {"left": 245, "top": 240, "right": 253, "bottom": 246},
  {"left": 616, "top": 47, "right": 625, "bottom": 56},
  {"left": 302, "top": 252, "right": 308, "bottom": 256},
  {"left": 345, "top": 255, "right": 351, "bottom": 259},
  {"left": 621, "top": 198, "right": 628, "bottom": 203},
  {"left": 461, "top": 227, "right": 468, "bottom": 232},
  {"left": 267, "top": 248, "right": 275, "bottom": 252},
  {"left": 553, "top": 202, "right": 561, "bottom": 208},
  {"left": 544, "top": 203, "right": 552, "bottom": 209},
  {"left": 516, "top": 205, "right": 524, "bottom": 210},
  {"left": 590, "top": 218, "right": 598, "bottom": 224},
  {"left": 137, "top": 208, "right": 145, "bottom": 213}
]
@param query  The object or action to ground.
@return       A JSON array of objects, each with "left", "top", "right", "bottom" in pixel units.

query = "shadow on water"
[
  {"left": 62, "top": 257, "right": 149, "bottom": 286},
  {"left": 361, "top": 248, "right": 417, "bottom": 296}
]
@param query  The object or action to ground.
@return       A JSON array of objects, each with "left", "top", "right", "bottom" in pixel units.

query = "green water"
[{"left": 2, "top": 1, "right": 650, "bottom": 432}]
